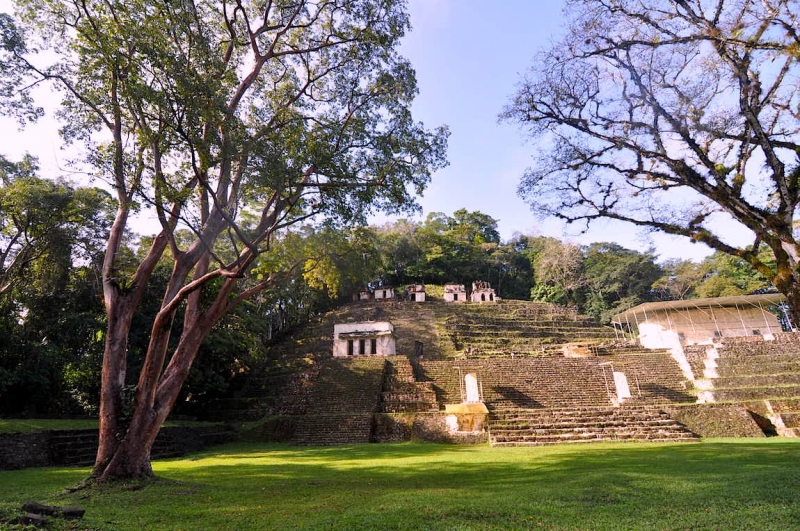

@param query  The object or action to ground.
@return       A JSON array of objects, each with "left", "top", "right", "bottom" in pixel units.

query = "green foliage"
[
  {"left": 694, "top": 252, "right": 772, "bottom": 298},
  {"left": 655, "top": 251, "right": 773, "bottom": 301},
  {"left": 377, "top": 211, "right": 508, "bottom": 289},
  {"left": 504, "top": 0, "right": 800, "bottom": 322},
  {"left": 581, "top": 243, "right": 663, "bottom": 322},
  {"left": 0, "top": 158, "right": 113, "bottom": 416},
  {"left": 0, "top": 164, "right": 113, "bottom": 295}
]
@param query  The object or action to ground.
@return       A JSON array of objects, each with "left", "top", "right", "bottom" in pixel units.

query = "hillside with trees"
[{"left": 1, "top": 192, "right": 775, "bottom": 420}]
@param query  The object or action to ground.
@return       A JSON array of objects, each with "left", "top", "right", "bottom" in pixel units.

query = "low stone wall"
[
  {"left": 373, "top": 413, "right": 488, "bottom": 444},
  {"left": 0, "top": 432, "right": 52, "bottom": 470},
  {"left": 239, "top": 416, "right": 299, "bottom": 443},
  {"left": 0, "top": 424, "right": 234, "bottom": 470},
  {"left": 248, "top": 413, "right": 489, "bottom": 445}
]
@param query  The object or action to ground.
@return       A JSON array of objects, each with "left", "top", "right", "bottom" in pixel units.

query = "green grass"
[{"left": 2, "top": 439, "right": 799, "bottom": 530}]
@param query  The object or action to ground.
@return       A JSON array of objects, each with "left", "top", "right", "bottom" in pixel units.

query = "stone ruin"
[
  {"left": 443, "top": 283, "right": 467, "bottom": 303},
  {"left": 470, "top": 280, "right": 497, "bottom": 303},
  {"left": 407, "top": 284, "right": 426, "bottom": 302},
  {"left": 332, "top": 322, "right": 396, "bottom": 357},
  {"left": 373, "top": 286, "right": 395, "bottom": 300}
]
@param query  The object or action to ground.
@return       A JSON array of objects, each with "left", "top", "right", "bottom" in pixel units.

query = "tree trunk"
[
  {"left": 783, "top": 285, "right": 800, "bottom": 332},
  {"left": 92, "top": 277, "right": 233, "bottom": 481},
  {"left": 93, "top": 300, "right": 136, "bottom": 476}
]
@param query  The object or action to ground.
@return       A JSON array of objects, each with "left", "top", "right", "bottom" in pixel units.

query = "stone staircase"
[
  {"left": 292, "top": 357, "right": 387, "bottom": 445},
  {"left": 380, "top": 357, "right": 439, "bottom": 413},
  {"left": 488, "top": 406, "right": 699, "bottom": 446},
  {"left": 440, "top": 301, "right": 618, "bottom": 358},
  {"left": 687, "top": 333, "right": 800, "bottom": 435}
]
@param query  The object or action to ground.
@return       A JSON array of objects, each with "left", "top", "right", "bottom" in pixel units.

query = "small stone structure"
[
  {"left": 561, "top": 342, "right": 595, "bottom": 357},
  {"left": 443, "top": 283, "right": 467, "bottom": 303},
  {"left": 470, "top": 280, "right": 497, "bottom": 303},
  {"left": 332, "top": 321, "right": 396, "bottom": 357},
  {"left": 374, "top": 286, "right": 395, "bottom": 300},
  {"left": 353, "top": 288, "right": 372, "bottom": 301},
  {"left": 407, "top": 284, "right": 426, "bottom": 302},
  {"left": 444, "top": 372, "right": 488, "bottom": 434},
  {"left": 612, "top": 294, "right": 786, "bottom": 349}
]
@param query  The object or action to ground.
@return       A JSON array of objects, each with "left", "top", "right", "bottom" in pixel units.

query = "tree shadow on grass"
[
  {"left": 187, "top": 440, "right": 480, "bottom": 462},
  {"left": 181, "top": 440, "right": 800, "bottom": 529},
  {"left": 6, "top": 440, "right": 800, "bottom": 530}
]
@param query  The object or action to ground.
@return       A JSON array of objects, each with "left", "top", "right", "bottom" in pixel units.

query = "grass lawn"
[{"left": 1, "top": 439, "right": 799, "bottom": 530}]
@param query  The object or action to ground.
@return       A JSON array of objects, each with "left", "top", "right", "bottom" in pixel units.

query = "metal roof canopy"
[{"left": 612, "top": 293, "right": 786, "bottom": 324}]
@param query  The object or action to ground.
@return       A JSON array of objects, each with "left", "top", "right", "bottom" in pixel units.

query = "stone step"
[
  {"left": 292, "top": 414, "right": 374, "bottom": 445},
  {"left": 768, "top": 398, "right": 800, "bottom": 412},
  {"left": 492, "top": 427, "right": 697, "bottom": 441},
  {"left": 710, "top": 373, "right": 800, "bottom": 389},
  {"left": 487, "top": 404, "right": 697, "bottom": 447},
  {"left": 715, "top": 361, "right": 800, "bottom": 376},
  {"left": 381, "top": 402, "right": 440, "bottom": 413},
  {"left": 709, "top": 386, "right": 800, "bottom": 402},
  {"left": 491, "top": 436, "right": 698, "bottom": 447},
  {"left": 490, "top": 417, "right": 685, "bottom": 430},
  {"left": 490, "top": 422, "right": 687, "bottom": 436}
]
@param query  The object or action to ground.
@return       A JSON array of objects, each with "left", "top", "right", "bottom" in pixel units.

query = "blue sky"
[
  {"left": 393, "top": 0, "right": 731, "bottom": 262},
  {"left": 0, "top": 0, "right": 742, "bottom": 261}
]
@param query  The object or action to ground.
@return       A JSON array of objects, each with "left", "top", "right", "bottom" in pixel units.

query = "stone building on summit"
[
  {"left": 470, "top": 280, "right": 497, "bottom": 303},
  {"left": 332, "top": 322, "right": 396, "bottom": 357},
  {"left": 443, "top": 283, "right": 467, "bottom": 302}
]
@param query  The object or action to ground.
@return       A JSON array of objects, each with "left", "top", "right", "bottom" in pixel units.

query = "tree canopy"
[
  {"left": 0, "top": 154, "right": 112, "bottom": 296},
  {"left": 3, "top": 0, "right": 447, "bottom": 480},
  {"left": 503, "top": 0, "right": 800, "bottom": 321}
]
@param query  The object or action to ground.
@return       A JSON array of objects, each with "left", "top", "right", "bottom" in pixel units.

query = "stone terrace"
[
  {"left": 208, "top": 297, "right": 703, "bottom": 446},
  {"left": 489, "top": 406, "right": 698, "bottom": 446},
  {"left": 595, "top": 346, "right": 695, "bottom": 404},
  {"left": 202, "top": 300, "right": 449, "bottom": 422},
  {"left": 439, "top": 301, "right": 619, "bottom": 358},
  {"left": 292, "top": 356, "right": 387, "bottom": 445},
  {"left": 689, "top": 333, "right": 800, "bottom": 435},
  {"left": 415, "top": 350, "right": 698, "bottom": 446},
  {"left": 417, "top": 358, "right": 612, "bottom": 409}
]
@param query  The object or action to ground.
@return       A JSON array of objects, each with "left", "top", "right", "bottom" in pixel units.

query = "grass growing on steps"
[{"left": 1, "top": 439, "right": 799, "bottom": 530}]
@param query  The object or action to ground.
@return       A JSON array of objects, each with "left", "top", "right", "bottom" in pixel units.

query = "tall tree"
[
  {"left": 0, "top": 158, "right": 112, "bottom": 297},
  {"left": 529, "top": 237, "right": 584, "bottom": 306},
  {"left": 4, "top": 0, "right": 447, "bottom": 480},
  {"left": 694, "top": 251, "right": 772, "bottom": 297},
  {"left": 581, "top": 242, "right": 662, "bottom": 322},
  {"left": 448, "top": 208, "right": 501, "bottom": 245},
  {"left": 503, "top": 0, "right": 800, "bottom": 321},
  {"left": 373, "top": 219, "right": 424, "bottom": 285},
  {"left": 653, "top": 259, "right": 707, "bottom": 300}
]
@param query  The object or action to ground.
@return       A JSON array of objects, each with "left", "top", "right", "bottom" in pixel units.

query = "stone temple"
[{"left": 204, "top": 284, "right": 800, "bottom": 445}]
